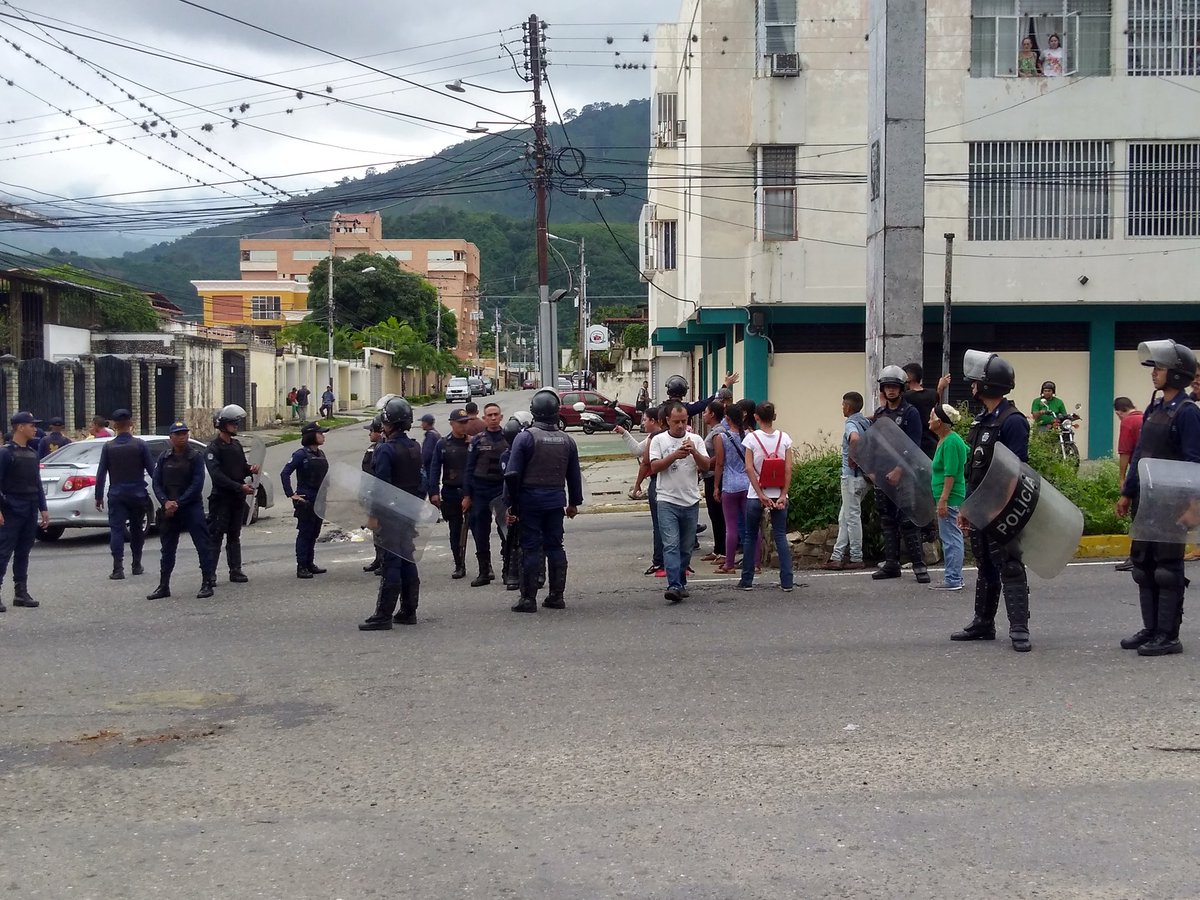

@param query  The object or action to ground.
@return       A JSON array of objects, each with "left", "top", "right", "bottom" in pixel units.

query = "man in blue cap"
[
  {"left": 0, "top": 411, "right": 49, "bottom": 611},
  {"left": 37, "top": 416, "right": 72, "bottom": 459},
  {"left": 281, "top": 421, "right": 330, "bottom": 579},
  {"left": 148, "top": 421, "right": 215, "bottom": 599},
  {"left": 95, "top": 409, "right": 155, "bottom": 580}
]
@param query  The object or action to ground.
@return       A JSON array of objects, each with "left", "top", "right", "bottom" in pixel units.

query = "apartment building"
[
  {"left": 193, "top": 212, "right": 482, "bottom": 360},
  {"left": 643, "top": 0, "right": 1200, "bottom": 456}
]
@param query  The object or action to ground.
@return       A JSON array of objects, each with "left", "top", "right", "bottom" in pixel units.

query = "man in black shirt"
[
  {"left": 0, "top": 411, "right": 49, "bottom": 610},
  {"left": 205, "top": 404, "right": 257, "bottom": 584},
  {"left": 149, "top": 421, "right": 215, "bottom": 599},
  {"left": 902, "top": 363, "right": 942, "bottom": 459},
  {"left": 95, "top": 409, "right": 155, "bottom": 580}
]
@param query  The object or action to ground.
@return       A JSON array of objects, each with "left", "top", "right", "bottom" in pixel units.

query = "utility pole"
[
  {"left": 435, "top": 288, "right": 442, "bottom": 354},
  {"left": 494, "top": 307, "right": 502, "bottom": 386},
  {"left": 577, "top": 237, "right": 588, "bottom": 383},
  {"left": 942, "top": 233, "right": 955, "bottom": 386},
  {"left": 526, "top": 14, "right": 554, "bottom": 390},
  {"left": 327, "top": 212, "right": 338, "bottom": 395}
]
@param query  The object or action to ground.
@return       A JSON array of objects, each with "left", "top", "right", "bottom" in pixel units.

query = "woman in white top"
[
  {"left": 1041, "top": 33, "right": 1064, "bottom": 76},
  {"left": 740, "top": 401, "right": 796, "bottom": 591}
]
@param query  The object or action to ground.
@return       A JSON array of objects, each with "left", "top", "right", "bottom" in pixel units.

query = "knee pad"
[
  {"left": 1131, "top": 566, "right": 1151, "bottom": 586},
  {"left": 1154, "top": 565, "right": 1184, "bottom": 591},
  {"left": 1001, "top": 557, "right": 1025, "bottom": 582}
]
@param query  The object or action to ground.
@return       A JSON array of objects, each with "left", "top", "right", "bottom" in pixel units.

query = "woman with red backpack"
[{"left": 739, "top": 401, "right": 795, "bottom": 592}]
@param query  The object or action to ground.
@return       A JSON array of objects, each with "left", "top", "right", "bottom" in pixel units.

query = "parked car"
[
  {"left": 37, "top": 436, "right": 275, "bottom": 542},
  {"left": 468, "top": 375, "right": 486, "bottom": 396},
  {"left": 557, "top": 390, "right": 641, "bottom": 431},
  {"left": 522, "top": 377, "right": 538, "bottom": 390},
  {"left": 481, "top": 377, "right": 495, "bottom": 395},
  {"left": 556, "top": 374, "right": 573, "bottom": 392},
  {"left": 445, "top": 376, "right": 471, "bottom": 404}
]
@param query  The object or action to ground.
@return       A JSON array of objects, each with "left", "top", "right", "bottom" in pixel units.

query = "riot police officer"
[
  {"left": 665, "top": 372, "right": 740, "bottom": 419},
  {"left": 205, "top": 404, "right": 257, "bottom": 584},
  {"left": 498, "top": 410, "right": 533, "bottom": 591},
  {"left": 0, "top": 411, "right": 49, "bottom": 611},
  {"left": 952, "top": 350, "right": 1033, "bottom": 652},
  {"left": 148, "top": 421, "right": 215, "bottom": 599},
  {"left": 1115, "top": 340, "right": 1200, "bottom": 656},
  {"left": 505, "top": 389, "right": 584, "bottom": 612},
  {"left": 95, "top": 408, "right": 155, "bottom": 580},
  {"left": 870, "top": 366, "right": 929, "bottom": 583},
  {"left": 37, "top": 415, "right": 72, "bottom": 459},
  {"left": 281, "top": 421, "right": 330, "bottom": 579},
  {"left": 463, "top": 402, "right": 507, "bottom": 586},
  {"left": 361, "top": 416, "right": 385, "bottom": 574},
  {"left": 360, "top": 396, "right": 424, "bottom": 630},
  {"left": 427, "top": 409, "right": 471, "bottom": 579}
]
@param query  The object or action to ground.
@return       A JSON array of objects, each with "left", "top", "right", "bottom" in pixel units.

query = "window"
[
  {"left": 656, "top": 220, "right": 678, "bottom": 270},
  {"left": 1128, "top": 0, "right": 1200, "bottom": 74},
  {"left": 1128, "top": 143, "right": 1200, "bottom": 236},
  {"left": 756, "top": 0, "right": 797, "bottom": 64},
  {"left": 250, "top": 295, "right": 282, "bottom": 320},
  {"left": 640, "top": 204, "right": 658, "bottom": 273},
  {"left": 241, "top": 249, "right": 276, "bottom": 262},
  {"left": 970, "top": 0, "right": 1111, "bottom": 77},
  {"left": 293, "top": 249, "right": 330, "bottom": 261},
  {"left": 756, "top": 146, "right": 797, "bottom": 241},
  {"left": 968, "top": 141, "right": 1112, "bottom": 240},
  {"left": 654, "top": 92, "right": 679, "bottom": 145},
  {"left": 378, "top": 249, "right": 412, "bottom": 261}
]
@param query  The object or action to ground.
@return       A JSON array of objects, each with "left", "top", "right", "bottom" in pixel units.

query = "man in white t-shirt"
[{"left": 649, "top": 401, "right": 710, "bottom": 603}]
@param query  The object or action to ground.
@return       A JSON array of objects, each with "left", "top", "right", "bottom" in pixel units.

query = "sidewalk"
[
  {"left": 246, "top": 409, "right": 374, "bottom": 447},
  {"left": 580, "top": 456, "right": 645, "bottom": 515}
]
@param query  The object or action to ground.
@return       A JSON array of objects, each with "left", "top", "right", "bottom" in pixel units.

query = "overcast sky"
[{"left": 0, "top": 0, "right": 679, "bottom": 238}]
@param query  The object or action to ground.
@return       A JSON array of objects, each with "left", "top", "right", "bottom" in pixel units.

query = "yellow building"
[{"left": 192, "top": 279, "right": 311, "bottom": 330}]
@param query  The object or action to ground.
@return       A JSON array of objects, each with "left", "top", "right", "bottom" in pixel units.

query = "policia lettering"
[{"left": 985, "top": 464, "right": 1041, "bottom": 545}]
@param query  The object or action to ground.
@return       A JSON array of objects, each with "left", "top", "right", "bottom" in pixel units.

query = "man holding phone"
[{"left": 649, "top": 401, "right": 711, "bottom": 604}]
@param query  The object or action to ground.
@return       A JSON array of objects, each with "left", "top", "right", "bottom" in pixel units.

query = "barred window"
[
  {"left": 250, "top": 295, "right": 282, "bottom": 320},
  {"left": 970, "top": 0, "right": 1111, "bottom": 77},
  {"left": 1128, "top": 143, "right": 1200, "bottom": 236},
  {"left": 1128, "top": 0, "right": 1200, "bottom": 75},
  {"left": 969, "top": 141, "right": 1112, "bottom": 240},
  {"left": 756, "top": 0, "right": 797, "bottom": 65},
  {"left": 656, "top": 220, "right": 678, "bottom": 270},
  {"left": 756, "top": 146, "right": 797, "bottom": 241},
  {"left": 655, "top": 92, "right": 679, "bottom": 145}
]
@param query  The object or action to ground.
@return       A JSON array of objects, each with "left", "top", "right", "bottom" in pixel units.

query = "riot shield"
[
  {"left": 960, "top": 441, "right": 1083, "bottom": 578},
  {"left": 1129, "top": 458, "right": 1200, "bottom": 545},
  {"left": 854, "top": 416, "right": 935, "bottom": 527},
  {"left": 315, "top": 462, "right": 438, "bottom": 562},
  {"left": 241, "top": 434, "right": 266, "bottom": 525},
  {"left": 491, "top": 493, "right": 509, "bottom": 543}
]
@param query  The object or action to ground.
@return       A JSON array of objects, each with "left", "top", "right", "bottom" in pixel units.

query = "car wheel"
[
  {"left": 558, "top": 417, "right": 567, "bottom": 432},
  {"left": 582, "top": 422, "right": 596, "bottom": 435},
  {"left": 36, "top": 524, "right": 65, "bottom": 542}
]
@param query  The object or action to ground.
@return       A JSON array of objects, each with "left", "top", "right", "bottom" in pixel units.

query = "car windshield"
[
  {"left": 42, "top": 442, "right": 104, "bottom": 466},
  {"left": 449, "top": 377, "right": 468, "bottom": 386}
]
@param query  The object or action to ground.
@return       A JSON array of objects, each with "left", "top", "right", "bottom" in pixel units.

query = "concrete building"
[
  {"left": 644, "top": 0, "right": 1200, "bottom": 457},
  {"left": 192, "top": 212, "right": 482, "bottom": 360}
]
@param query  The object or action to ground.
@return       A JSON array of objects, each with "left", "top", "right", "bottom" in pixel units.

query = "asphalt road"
[{"left": 3, "top": 392, "right": 1199, "bottom": 898}]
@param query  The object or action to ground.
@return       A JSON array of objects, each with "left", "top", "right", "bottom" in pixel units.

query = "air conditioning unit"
[
  {"left": 675, "top": 119, "right": 687, "bottom": 140},
  {"left": 769, "top": 53, "right": 800, "bottom": 76}
]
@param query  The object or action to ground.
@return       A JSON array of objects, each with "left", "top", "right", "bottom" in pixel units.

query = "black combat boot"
[
  {"left": 196, "top": 573, "right": 215, "bottom": 599},
  {"left": 903, "top": 525, "right": 930, "bottom": 584},
  {"left": 543, "top": 560, "right": 568, "bottom": 609},
  {"left": 363, "top": 552, "right": 382, "bottom": 573},
  {"left": 951, "top": 580, "right": 999, "bottom": 641},
  {"left": 146, "top": 577, "right": 171, "bottom": 600},
  {"left": 360, "top": 581, "right": 401, "bottom": 631},
  {"left": 872, "top": 521, "right": 902, "bottom": 580},
  {"left": 296, "top": 565, "right": 313, "bottom": 579},
  {"left": 393, "top": 578, "right": 419, "bottom": 625},
  {"left": 1004, "top": 579, "right": 1032, "bottom": 652},
  {"left": 511, "top": 563, "right": 539, "bottom": 613},
  {"left": 470, "top": 554, "right": 494, "bottom": 587},
  {"left": 1139, "top": 586, "right": 1184, "bottom": 656},
  {"left": 1122, "top": 570, "right": 1157, "bottom": 649},
  {"left": 12, "top": 581, "right": 37, "bottom": 608},
  {"left": 110, "top": 560, "right": 125, "bottom": 580},
  {"left": 307, "top": 563, "right": 327, "bottom": 575},
  {"left": 131, "top": 553, "right": 144, "bottom": 576},
  {"left": 228, "top": 543, "right": 248, "bottom": 583}
]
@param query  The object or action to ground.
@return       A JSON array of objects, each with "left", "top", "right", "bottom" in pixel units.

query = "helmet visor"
[
  {"left": 962, "top": 349, "right": 994, "bottom": 382},
  {"left": 1138, "top": 339, "right": 1180, "bottom": 370}
]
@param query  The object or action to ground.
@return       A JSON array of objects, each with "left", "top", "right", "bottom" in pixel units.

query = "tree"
[
  {"left": 622, "top": 323, "right": 648, "bottom": 349},
  {"left": 305, "top": 254, "right": 445, "bottom": 346}
]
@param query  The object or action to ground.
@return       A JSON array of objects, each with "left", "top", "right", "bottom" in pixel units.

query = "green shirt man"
[{"left": 1031, "top": 382, "right": 1067, "bottom": 430}]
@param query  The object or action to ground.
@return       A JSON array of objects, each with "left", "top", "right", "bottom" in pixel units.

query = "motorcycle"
[
  {"left": 573, "top": 400, "right": 632, "bottom": 435},
  {"left": 1052, "top": 403, "right": 1083, "bottom": 467}
]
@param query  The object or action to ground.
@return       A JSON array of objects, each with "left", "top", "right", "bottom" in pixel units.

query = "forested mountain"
[{"left": 27, "top": 99, "right": 651, "bottom": 318}]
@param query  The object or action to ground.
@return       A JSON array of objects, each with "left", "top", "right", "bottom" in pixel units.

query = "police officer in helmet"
[
  {"left": 666, "top": 372, "right": 740, "bottom": 419},
  {"left": 95, "top": 409, "right": 156, "bottom": 580},
  {"left": 505, "top": 388, "right": 584, "bottom": 612},
  {"left": 462, "top": 402, "right": 508, "bottom": 586},
  {"left": 1115, "top": 340, "right": 1200, "bottom": 656},
  {"left": 869, "top": 365, "right": 929, "bottom": 583},
  {"left": 952, "top": 350, "right": 1034, "bottom": 652},
  {"left": 427, "top": 410, "right": 472, "bottom": 579},
  {"left": 148, "top": 421, "right": 216, "bottom": 599},
  {"left": 0, "top": 411, "right": 49, "bottom": 611},
  {"left": 361, "top": 416, "right": 385, "bottom": 574},
  {"left": 281, "top": 421, "right": 331, "bottom": 579},
  {"left": 360, "top": 396, "right": 424, "bottom": 630},
  {"left": 205, "top": 404, "right": 257, "bottom": 584},
  {"left": 499, "top": 410, "right": 534, "bottom": 592}
]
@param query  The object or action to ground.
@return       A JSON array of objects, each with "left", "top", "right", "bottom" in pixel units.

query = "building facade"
[
  {"left": 644, "top": 0, "right": 1200, "bottom": 457},
  {"left": 193, "top": 212, "right": 483, "bottom": 360}
]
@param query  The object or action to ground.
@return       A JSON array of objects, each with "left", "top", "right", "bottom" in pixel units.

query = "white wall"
[
  {"left": 1005, "top": 351, "right": 1090, "bottom": 455},
  {"left": 769, "top": 352, "right": 867, "bottom": 454},
  {"left": 44, "top": 324, "right": 90, "bottom": 360}
]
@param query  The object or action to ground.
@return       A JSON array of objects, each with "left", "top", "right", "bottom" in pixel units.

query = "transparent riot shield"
[
  {"left": 960, "top": 441, "right": 1083, "bottom": 578},
  {"left": 1129, "top": 458, "right": 1200, "bottom": 545},
  {"left": 315, "top": 462, "right": 438, "bottom": 562},
  {"left": 241, "top": 434, "right": 266, "bottom": 525},
  {"left": 491, "top": 493, "right": 509, "bottom": 543},
  {"left": 854, "top": 416, "right": 935, "bottom": 527}
]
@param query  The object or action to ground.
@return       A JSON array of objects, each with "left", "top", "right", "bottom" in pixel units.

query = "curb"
[
  {"left": 1075, "top": 534, "right": 1132, "bottom": 559},
  {"left": 259, "top": 416, "right": 371, "bottom": 449}
]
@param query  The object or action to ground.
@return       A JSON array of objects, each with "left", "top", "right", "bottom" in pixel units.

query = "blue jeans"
[
  {"left": 742, "top": 498, "right": 794, "bottom": 589},
  {"left": 657, "top": 500, "right": 698, "bottom": 591},
  {"left": 937, "top": 506, "right": 964, "bottom": 588},
  {"left": 647, "top": 477, "right": 663, "bottom": 568}
]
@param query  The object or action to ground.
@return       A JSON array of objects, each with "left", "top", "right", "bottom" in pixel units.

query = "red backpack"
[{"left": 752, "top": 432, "right": 787, "bottom": 489}]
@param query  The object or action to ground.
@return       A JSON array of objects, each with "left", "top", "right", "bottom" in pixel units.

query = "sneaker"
[
  {"left": 654, "top": 568, "right": 666, "bottom": 578},
  {"left": 822, "top": 558, "right": 844, "bottom": 571},
  {"left": 739, "top": 582, "right": 753, "bottom": 591},
  {"left": 680, "top": 587, "right": 690, "bottom": 599},
  {"left": 844, "top": 560, "right": 866, "bottom": 570},
  {"left": 929, "top": 583, "right": 964, "bottom": 591},
  {"left": 782, "top": 585, "right": 794, "bottom": 593},
  {"left": 665, "top": 587, "right": 683, "bottom": 603}
]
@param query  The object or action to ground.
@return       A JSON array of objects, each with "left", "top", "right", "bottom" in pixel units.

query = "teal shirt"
[{"left": 931, "top": 431, "right": 967, "bottom": 507}]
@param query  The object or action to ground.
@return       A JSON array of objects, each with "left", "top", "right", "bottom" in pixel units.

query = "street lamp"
[
  {"left": 548, "top": 234, "right": 588, "bottom": 389},
  {"left": 445, "top": 78, "right": 531, "bottom": 95}
]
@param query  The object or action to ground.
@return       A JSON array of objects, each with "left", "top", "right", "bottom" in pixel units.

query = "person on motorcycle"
[{"left": 1030, "top": 381, "right": 1068, "bottom": 431}]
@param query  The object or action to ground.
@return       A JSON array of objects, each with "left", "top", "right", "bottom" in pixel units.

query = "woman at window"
[
  {"left": 1019, "top": 36, "right": 1042, "bottom": 76},
  {"left": 1042, "top": 33, "right": 1065, "bottom": 76}
]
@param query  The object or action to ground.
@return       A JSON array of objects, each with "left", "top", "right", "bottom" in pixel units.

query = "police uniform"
[
  {"left": 95, "top": 413, "right": 155, "bottom": 578},
  {"left": 504, "top": 421, "right": 583, "bottom": 611},
  {"left": 419, "top": 417, "right": 441, "bottom": 499},
  {"left": 37, "top": 418, "right": 72, "bottom": 459},
  {"left": 280, "top": 427, "right": 330, "bottom": 576},
  {"left": 0, "top": 413, "right": 47, "bottom": 610},
  {"left": 359, "top": 427, "right": 423, "bottom": 628},
  {"left": 361, "top": 422, "right": 384, "bottom": 573},
  {"left": 150, "top": 424, "right": 215, "bottom": 597},
  {"left": 428, "top": 418, "right": 470, "bottom": 578},
  {"left": 463, "top": 427, "right": 508, "bottom": 585},
  {"left": 870, "top": 398, "right": 928, "bottom": 581},
  {"left": 205, "top": 433, "right": 252, "bottom": 581}
]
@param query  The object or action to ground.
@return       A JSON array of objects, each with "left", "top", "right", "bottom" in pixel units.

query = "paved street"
[{"left": 3, "top": 395, "right": 1199, "bottom": 898}]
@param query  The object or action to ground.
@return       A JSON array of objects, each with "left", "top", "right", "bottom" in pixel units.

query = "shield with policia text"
[
  {"left": 315, "top": 462, "right": 439, "bottom": 562},
  {"left": 960, "top": 441, "right": 1083, "bottom": 578},
  {"left": 854, "top": 415, "right": 936, "bottom": 527},
  {"left": 1130, "top": 458, "right": 1200, "bottom": 545},
  {"left": 241, "top": 434, "right": 266, "bottom": 525}
]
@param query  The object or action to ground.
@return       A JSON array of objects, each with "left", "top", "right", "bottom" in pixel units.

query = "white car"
[
  {"left": 38, "top": 436, "right": 275, "bottom": 542},
  {"left": 445, "top": 377, "right": 471, "bottom": 404}
]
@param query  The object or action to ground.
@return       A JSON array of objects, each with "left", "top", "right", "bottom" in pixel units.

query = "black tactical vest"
[
  {"left": 2, "top": 443, "right": 40, "bottom": 496},
  {"left": 522, "top": 426, "right": 571, "bottom": 488},
  {"left": 472, "top": 431, "right": 508, "bottom": 483},
  {"left": 105, "top": 437, "right": 147, "bottom": 484},
  {"left": 441, "top": 436, "right": 469, "bottom": 488},
  {"left": 384, "top": 436, "right": 423, "bottom": 497},
  {"left": 299, "top": 449, "right": 329, "bottom": 492},
  {"left": 159, "top": 447, "right": 198, "bottom": 501},
  {"left": 967, "top": 401, "right": 1024, "bottom": 490},
  {"left": 1137, "top": 397, "right": 1193, "bottom": 465}
]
